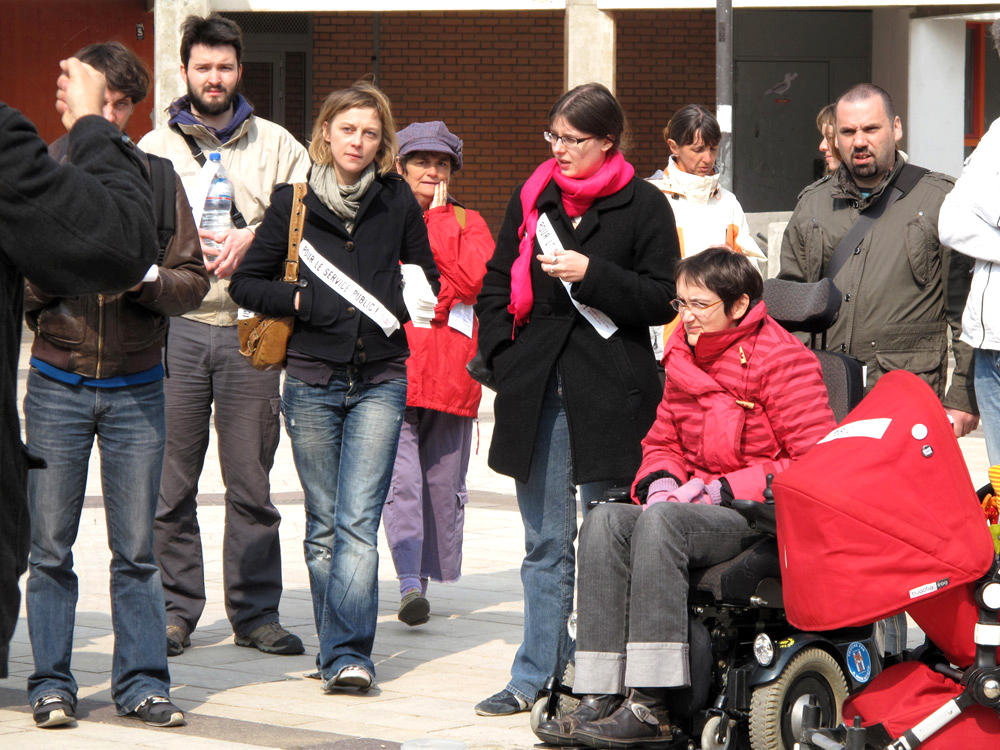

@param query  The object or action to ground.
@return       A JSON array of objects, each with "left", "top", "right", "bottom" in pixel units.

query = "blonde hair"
[{"left": 309, "top": 81, "right": 398, "bottom": 175}]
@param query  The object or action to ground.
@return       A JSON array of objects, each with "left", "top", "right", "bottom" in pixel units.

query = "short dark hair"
[
  {"left": 548, "top": 82, "right": 627, "bottom": 152},
  {"left": 74, "top": 42, "right": 149, "bottom": 104},
  {"left": 837, "top": 83, "right": 895, "bottom": 122},
  {"left": 664, "top": 104, "right": 720, "bottom": 149},
  {"left": 180, "top": 14, "right": 244, "bottom": 67},
  {"left": 675, "top": 246, "right": 762, "bottom": 315}
]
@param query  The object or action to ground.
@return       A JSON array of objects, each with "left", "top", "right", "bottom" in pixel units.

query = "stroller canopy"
[{"left": 774, "top": 370, "right": 994, "bottom": 633}]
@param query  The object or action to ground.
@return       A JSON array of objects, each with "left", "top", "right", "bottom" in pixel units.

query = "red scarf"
[{"left": 508, "top": 151, "right": 635, "bottom": 329}]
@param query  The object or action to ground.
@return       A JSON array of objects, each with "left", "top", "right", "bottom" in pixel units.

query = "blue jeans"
[
  {"left": 506, "top": 376, "right": 623, "bottom": 704},
  {"left": 976, "top": 349, "right": 1000, "bottom": 466},
  {"left": 24, "top": 369, "right": 170, "bottom": 713},
  {"left": 282, "top": 373, "right": 407, "bottom": 681}
]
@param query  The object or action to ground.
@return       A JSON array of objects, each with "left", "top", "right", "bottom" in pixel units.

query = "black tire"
[{"left": 748, "top": 647, "right": 848, "bottom": 750}]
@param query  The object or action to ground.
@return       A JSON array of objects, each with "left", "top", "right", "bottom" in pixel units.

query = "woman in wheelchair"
[{"left": 537, "top": 247, "right": 837, "bottom": 748}]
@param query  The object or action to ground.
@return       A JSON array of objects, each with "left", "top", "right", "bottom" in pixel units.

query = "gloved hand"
[
  {"left": 646, "top": 477, "right": 725, "bottom": 508},
  {"left": 644, "top": 477, "right": 680, "bottom": 508}
]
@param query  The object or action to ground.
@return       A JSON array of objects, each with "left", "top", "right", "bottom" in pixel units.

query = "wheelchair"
[
  {"left": 530, "top": 480, "right": 884, "bottom": 750},
  {"left": 531, "top": 278, "right": 875, "bottom": 749}
]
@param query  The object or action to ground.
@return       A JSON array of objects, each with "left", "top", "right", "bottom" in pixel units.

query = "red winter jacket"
[
  {"left": 632, "top": 301, "right": 836, "bottom": 503},
  {"left": 405, "top": 203, "right": 495, "bottom": 417}
]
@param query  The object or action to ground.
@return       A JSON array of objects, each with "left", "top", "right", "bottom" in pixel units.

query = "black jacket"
[
  {"left": 0, "top": 106, "right": 157, "bottom": 677},
  {"left": 475, "top": 176, "right": 679, "bottom": 484},
  {"left": 229, "top": 173, "right": 438, "bottom": 368}
]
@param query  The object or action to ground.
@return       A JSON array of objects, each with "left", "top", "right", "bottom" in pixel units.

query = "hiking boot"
[
  {"left": 166, "top": 624, "right": 190, "bottom": 657},
  {"left": 33, "top": 695, "right": 76, "bottom": 728},
  {"left": 234, "top": 621, "right": 304, "bottom": 655},
  {"left": 127, "top": 696, "right": 185, "bottom": 727}
]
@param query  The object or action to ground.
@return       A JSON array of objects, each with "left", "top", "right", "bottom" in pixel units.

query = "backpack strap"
[
  {"left": 283, "top": 183, "right": 308, "bottom": 283},
  {"left": 453, "top": 204, "right": 467, "bottom": 230},
  {"left": 145, "top": 153, "right": 176, "bottom": 265},
  {"left": 824, "top": 163, "right": 929, "bottom": 281},
  {"left": 169, "top": 123, "right": 248, "bottom": 229}
]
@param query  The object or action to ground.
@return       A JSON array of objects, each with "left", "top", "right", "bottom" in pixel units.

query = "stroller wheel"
[{"left": 749, "top": 647, "right": 847, "bottom": 750}]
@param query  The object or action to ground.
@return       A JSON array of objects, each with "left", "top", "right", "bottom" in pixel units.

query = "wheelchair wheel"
[
  {"left": 529, "top": 661, "right": 581, "bottom": 734},
  {"left": 748, "top": 647, "right": 847, "bottom": 750}
]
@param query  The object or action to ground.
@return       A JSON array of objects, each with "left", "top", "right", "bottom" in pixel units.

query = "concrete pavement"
[{"left": 1, "top": 327, "right": 992, "bottom": 748}]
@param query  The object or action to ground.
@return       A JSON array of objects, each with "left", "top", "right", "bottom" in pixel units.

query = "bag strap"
[
  {"left": 169, "top": 123, "right": 248, "bottom": 229},
  {"left": 453, "top": 204, "right": 467, "bottom": 230},
  {"left": 145, "top": 153, "right": 176, "bottom": 265},
  {"left": 283, "top": 182, "right": 308, "bottom": 283},
  {"left": 824, "top": 163, "right": 928, "bottom": 280}
]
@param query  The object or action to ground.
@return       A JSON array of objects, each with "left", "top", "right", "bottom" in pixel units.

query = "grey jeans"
[
  {"left": 574, "top": 502, "right": 761, "bottom": 693},
  {"left": 153, "top": 317, "right": 283, "bottom": 635}
]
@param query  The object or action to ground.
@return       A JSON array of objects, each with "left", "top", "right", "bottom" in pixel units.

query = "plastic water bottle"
[{"left": 201, "top": 152, "right": 234, "bottom": 251}]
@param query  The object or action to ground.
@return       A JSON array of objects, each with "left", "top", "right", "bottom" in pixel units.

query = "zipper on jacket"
[
  {"left": 97, "top": 293, "right": 105, "bottom": 378},
  {"left": 978, "top": 263, "right": 993, "bottom": 349}
]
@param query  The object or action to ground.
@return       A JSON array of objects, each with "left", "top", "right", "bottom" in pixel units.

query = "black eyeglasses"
[{"left": 543, "top": 131, "right": 593, "bottom": 148}]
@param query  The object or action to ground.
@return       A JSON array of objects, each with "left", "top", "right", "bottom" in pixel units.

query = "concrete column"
[
  {"left": 907, "top": 17, "right": 966, "bottom": 179},
  {"left": 564, "top": 0, "right": 615, "bottom": 92},
  {"left": 150, "top": 0, "right": 211, "bottom": 129}
]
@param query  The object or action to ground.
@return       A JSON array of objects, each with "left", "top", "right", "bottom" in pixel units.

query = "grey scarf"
[{"left": 309, "top": 162, "right": 376, "bottom": 233}]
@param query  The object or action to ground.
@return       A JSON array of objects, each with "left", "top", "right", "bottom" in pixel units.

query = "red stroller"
[{"left": 772, "top": 370, "right": 1000, "bottom": 749}]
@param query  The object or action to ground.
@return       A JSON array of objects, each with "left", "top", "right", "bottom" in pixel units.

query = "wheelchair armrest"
[
  {"left": 586, "top": 486, "right": 632, "bottom": 511},
  {"left": 731, "top": 498, "right": 777, "bottom": 537}
]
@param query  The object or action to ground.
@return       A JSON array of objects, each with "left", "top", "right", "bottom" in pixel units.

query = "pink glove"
[{"left": 644, "top": 477, "right": 679, "bottom": 509}]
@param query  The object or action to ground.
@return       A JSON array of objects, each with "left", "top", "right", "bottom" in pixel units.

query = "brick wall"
[
  {"left": 615, "top": 10, "right": 717, "bottom": 180},
  {"left": 309, "top": 10, "right": 716, "bottom": 236},
  {"left": 312, "top": 11, "right": 563, "bottom": 235}
]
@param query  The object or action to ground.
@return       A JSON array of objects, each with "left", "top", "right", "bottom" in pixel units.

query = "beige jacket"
[{"left": 138, "top": 114, "right": 310, "bottom": 326}]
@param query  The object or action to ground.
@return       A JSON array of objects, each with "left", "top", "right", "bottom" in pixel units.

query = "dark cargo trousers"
[{"left": 153, "top": 316, "right": 283, "bottom": 637}]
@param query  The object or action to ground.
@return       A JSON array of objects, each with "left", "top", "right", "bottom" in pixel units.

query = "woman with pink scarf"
[{"left": 473, "top": 83, "right": 680, "bottom": 717}]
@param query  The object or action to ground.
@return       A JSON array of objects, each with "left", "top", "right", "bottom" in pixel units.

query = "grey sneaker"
[
  {"left": 234, "top": 621, "right": 304, "bottom": 655},
  {"left": 398, "top": 589, "right": 430, "bottom": 626},
  {"left": 33, "top": 694, "right": 76, "bottom": 728},
  {"left": 128, "top": 696, "right": 184, "bottom": 727}
]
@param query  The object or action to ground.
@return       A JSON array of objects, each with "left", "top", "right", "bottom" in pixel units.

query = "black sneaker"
[
  {"left": 128, "top": 696, "right": 185, "bottom": 727},
  {"left": 234, "top": 621, "right": 305, "bottom": 655},
  {"left": 33, "top": 695, "right": 76, "bottom": 728},
  {"left": 474, "top": 689, "right": 532, "bottom": 716}
]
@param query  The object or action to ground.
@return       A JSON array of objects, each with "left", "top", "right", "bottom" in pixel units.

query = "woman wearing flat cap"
[{"left": 382, "top": 121, "right": 495, "bottom": 627}]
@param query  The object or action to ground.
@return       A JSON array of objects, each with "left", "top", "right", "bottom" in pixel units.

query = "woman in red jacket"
[
  {"left": 382, "top": 122, "right": 495, "bottom": 627},
  {"left": 537, "top": 248, "right": 837, "bottom": 749}
]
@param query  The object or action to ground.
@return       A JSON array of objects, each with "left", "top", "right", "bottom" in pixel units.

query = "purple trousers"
[{"left": 383, "top": 406, "right": 473, "bottom": 584}]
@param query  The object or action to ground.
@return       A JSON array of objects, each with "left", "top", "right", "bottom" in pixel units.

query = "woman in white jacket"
[{"left": 646, "top": 104, "right": 764, "bottom": 359}]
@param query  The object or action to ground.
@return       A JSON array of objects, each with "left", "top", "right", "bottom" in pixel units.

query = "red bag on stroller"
[
  {"left": 842, "top": 661, "right": 1000, "bottom": 749},
  {"left": 772, "top": 370, "right": 995, "bottom": 666}
]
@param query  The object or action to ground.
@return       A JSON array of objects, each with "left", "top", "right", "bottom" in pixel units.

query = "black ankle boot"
[
  {"left": 572, "top": 688, "right": 672, "bottom": 750},
  {"left": 534, "top": 693, "right": 623, "bottom": 746}
]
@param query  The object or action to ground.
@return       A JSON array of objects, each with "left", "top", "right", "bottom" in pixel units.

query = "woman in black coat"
[
  {"left": 473, "top": 83, "right": 680, "bottom": 716},
  {"left": 229, "top": 82, "right": 438, "bottom": 694}
]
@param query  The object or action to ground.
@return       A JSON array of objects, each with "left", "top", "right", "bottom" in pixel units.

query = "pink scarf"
[{"left": 508, "top": 151, "right": 635, "bottom": 329}]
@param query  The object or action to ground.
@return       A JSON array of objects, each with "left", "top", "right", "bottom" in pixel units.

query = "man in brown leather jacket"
[{"left": 21, "top": 43, "right": 208, "bottom": 730}]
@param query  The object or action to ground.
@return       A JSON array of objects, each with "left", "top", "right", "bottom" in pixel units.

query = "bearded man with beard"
[
  {"left": 138, "top": 14, "right": 310, "bottom": 659},
  {"left": 778, "top": 83, "right": 978, "bottom": 655}
]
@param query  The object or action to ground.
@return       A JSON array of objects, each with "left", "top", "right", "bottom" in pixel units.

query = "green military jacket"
[{"left": 778, "top": 156, "right": 976, "bottom": 415}]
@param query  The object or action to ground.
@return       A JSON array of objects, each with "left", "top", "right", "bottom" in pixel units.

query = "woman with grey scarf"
[{"left": 229, "top": 81, "right": 438, "bottom": 694}]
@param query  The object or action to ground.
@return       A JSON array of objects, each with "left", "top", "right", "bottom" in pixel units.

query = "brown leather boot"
[
  {"left": 534, "top": 693, "right": 623, "bottom": 746},
  {"left": 573, "top": 688, "right": 673, "bottom": 749}
]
